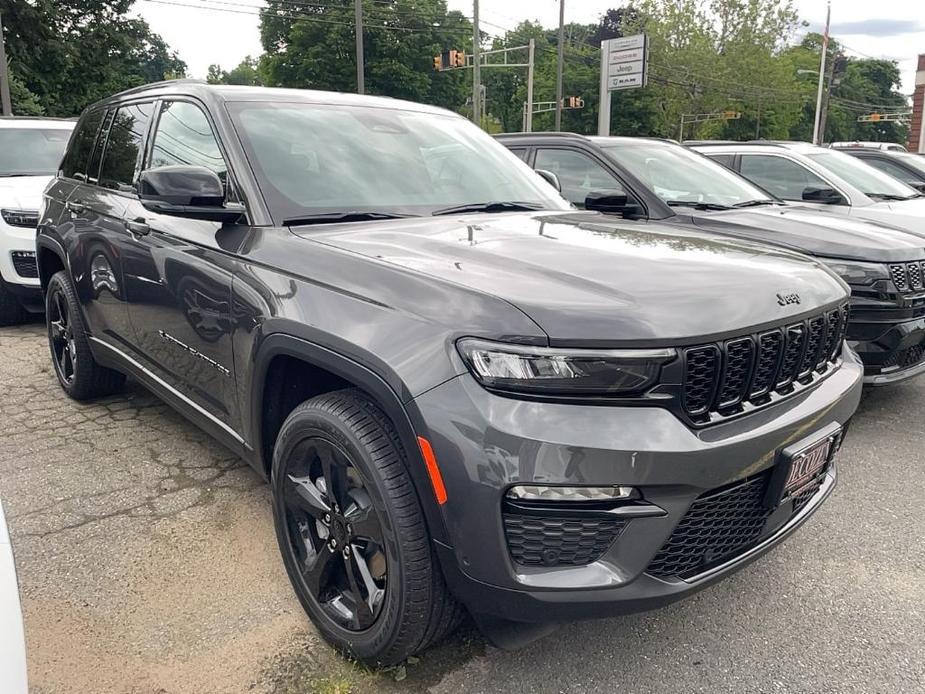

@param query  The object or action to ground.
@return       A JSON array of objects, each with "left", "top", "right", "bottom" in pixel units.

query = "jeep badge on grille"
[{"left": 777, "top": 291, "right": 801, "bottom": 307}]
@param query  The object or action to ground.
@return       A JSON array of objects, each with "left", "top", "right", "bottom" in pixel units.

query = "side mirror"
[
  {"left": 535, "top": 169, "right": 561, "bottom": 192},
  {"left": 584, "top": 190, "right": 643, "bottom": 218},
  {"left": 138, "top": 166, "right": 243, "bottom": 222},
  {"left": 801, "top": 186, "right": 844, "bottom": 205},
  {"left": 907, "top": 180, "right": 925, "bottom": 193}
]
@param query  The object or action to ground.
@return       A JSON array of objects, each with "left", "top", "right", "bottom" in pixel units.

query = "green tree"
[
  {"left": 0, "top": 0, "right": 186, "bottom": 117},
  {"left": 207, "top": 57, "right": 263, "bottom": 86},
  {"left": 259, "top": 0, "right": 470, "bottom": 110}
]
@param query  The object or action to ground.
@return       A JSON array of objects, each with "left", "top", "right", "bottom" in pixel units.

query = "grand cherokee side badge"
[{"left": 777, "top": 292, "right": 801, "bottom": 306}]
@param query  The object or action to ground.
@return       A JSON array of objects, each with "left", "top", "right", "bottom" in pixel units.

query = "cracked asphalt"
[{"left": 1, "top": 322, "right": 923, "bottom": 693}]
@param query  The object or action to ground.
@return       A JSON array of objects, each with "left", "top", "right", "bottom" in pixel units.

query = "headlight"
[
  {"left": 820, "top": 259, "right": 889, "bottom": 285},
  {"left": 457, "top": 338, "right": 675, "bottom": 395},
  {"left": 1, "top": 209, "right": 39, "bottom": 229}
]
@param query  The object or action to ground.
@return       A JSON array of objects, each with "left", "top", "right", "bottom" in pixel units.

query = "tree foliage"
[{"left": 0, "top": 0, "right": 186, "bottom": 117}]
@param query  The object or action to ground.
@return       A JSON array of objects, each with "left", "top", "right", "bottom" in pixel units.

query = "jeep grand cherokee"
[{"left": 37, "top": 82, "right": 863, "bottom": 665}]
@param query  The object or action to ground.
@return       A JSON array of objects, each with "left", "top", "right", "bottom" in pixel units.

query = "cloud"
[{"left": 828, "top": 19, "right": 924, "bottom": 37}]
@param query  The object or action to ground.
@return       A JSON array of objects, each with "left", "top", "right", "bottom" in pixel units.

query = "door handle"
[
  {"left": 65, "top": 200, "right": 86, "bottom": 216},
  {"left": 124, "top": 217, "right": 150, "bottom": 236}
]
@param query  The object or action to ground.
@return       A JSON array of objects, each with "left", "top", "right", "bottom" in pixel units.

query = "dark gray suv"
[{"left": 38, "top": 82, "right": 862, "bottom": 665}]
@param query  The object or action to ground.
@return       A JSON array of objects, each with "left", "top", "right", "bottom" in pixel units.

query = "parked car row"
[{"left": 1, "top": 82, "right": 922, "bottom": 667}]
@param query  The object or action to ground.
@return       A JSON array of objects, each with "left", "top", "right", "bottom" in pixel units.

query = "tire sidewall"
[
  {"left": 45, "top": 274, "right": 79, "bottom": 395},
  {"left": 271, "top": 405, "right": 410, "bottom": 661}
]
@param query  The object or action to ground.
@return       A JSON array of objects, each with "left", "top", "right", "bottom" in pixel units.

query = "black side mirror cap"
[
  {"left": 139, "top": 165, "right": 225, "bottom": 206},
  {"left": 801, "top": 186, "right": 843, "bottom": 204},
  {"left": 534, "top": 169, "right": 562, "bottom": 192},
  {"left": 585, "top": 190, "right": 642, "bottom": 216}
]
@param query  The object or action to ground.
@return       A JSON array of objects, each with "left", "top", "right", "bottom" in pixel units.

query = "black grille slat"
[
  {"left": 798, "top": 316, "right": 825, "bottom": 379},
  {"left": 681, "top": 304, "right": 845, "bottom": 423},
  {"left": 908, "top": 262, "right": 922, "bottom": 290},
  {"left": 683, "top": 346, "right": 720, "bottom": 416},
  {"left": 777, "top": 324, "right": 805, "bottom": 388},
  {"left": 890, "top": 264, "right": 908, "bottom": 291},
  {"left": 749, "top": 330, "right": 783, "bottom": 398},
  {"left": 716, "top": 338, "right": 755, "bottom": 409},
  {"left": 503, "top": 513, "right": 626, "bottom": 567}
]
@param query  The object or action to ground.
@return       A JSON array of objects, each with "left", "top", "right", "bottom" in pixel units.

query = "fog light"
[{"left": 505, "top": 485, "right": 637, "bottom": 502}]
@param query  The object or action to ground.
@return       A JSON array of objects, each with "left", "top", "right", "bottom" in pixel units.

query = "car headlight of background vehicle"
[
  {"left": 457, "top": 338, "right": 676, "bottom": 395},
  {"left": 820, "top": 259, "right": 889, "bottom": 286},
  {"left": 0, "top": 209, "right": 39, "bottom": 229}
]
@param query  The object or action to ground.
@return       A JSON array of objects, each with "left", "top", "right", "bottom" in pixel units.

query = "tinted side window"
[
  {"left": 61, "top": 110, "right": 104, "bottom": 181},
  {"left": 739, "top": 154, "right": 828, "bottom": 201},
  {"left": 148, "top": 101, "right": 227, "bottom": 185},
  {"left": 535, "top": 148, "right": 624, "bottom": 206},
  {"left": 86, "top": 109, "right": 115, "bottom": 185},
  {"left": 99, "top": 102, "right": 154, "bottom": 192},
  {"left": 864, "top": 157, "right": 919, "bottom": 185},
  {"left": 508, "top": 148, "right": 529, "bottom": 162},
  {"left": 708, "top": 153, "right": 735, "bottom": 168}
]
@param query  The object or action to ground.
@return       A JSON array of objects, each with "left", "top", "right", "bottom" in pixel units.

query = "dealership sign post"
[{"left": 598, "top": 34, "right": 648, "bottom": 136}]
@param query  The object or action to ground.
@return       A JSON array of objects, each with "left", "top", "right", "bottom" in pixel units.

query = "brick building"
[{"left": 911, "top": 54, "right": 925, "bottom": 153}]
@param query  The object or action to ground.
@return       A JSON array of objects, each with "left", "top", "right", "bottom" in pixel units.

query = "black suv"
[
  {"left": 38, "top": 83, "right": 862, "bottom": 665},
  {"left": 499, "top": 132, "right": 925, "bottom": 385}
]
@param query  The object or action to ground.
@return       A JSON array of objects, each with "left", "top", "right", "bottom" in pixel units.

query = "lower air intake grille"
[
  {"left": 11, "top": 251, "right": 38, "bottom": 279},
  {"left": 503, "top": 513, "right": 627, "bottom": 567}
]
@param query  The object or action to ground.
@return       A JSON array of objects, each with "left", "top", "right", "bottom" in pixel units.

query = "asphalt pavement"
[{"left": 1, "top": 322, "right": 922, "bottom": 693}]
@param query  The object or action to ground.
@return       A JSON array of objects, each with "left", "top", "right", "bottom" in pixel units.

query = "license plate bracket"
[{"left": 764, "top": 422, "right": 842, "bottom": 509}]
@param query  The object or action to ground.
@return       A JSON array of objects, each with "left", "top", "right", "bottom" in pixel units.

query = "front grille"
[
  {"left": 681, "top": 304, "right": 847, "bottom": 422},
  {"left": 503, "top": 512, "right": 627, "bottom": 567},
  {"left": 11, "top": 251, "right": 38, "bottom": 279},
  {"left": 888, "top": 262, "right": 925, "bottom": 293},
  {"left": 646, "top": 470, "right": 827, "bottom": 580}
]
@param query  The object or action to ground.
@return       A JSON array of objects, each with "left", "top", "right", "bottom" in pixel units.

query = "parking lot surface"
[{"left": 1, "top": 322, "right": 923, "bottom": 693}]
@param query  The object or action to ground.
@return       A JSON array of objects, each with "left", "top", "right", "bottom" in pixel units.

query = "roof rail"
[{"left": 110, "top": 78, "right": 209, "bottom": 99}]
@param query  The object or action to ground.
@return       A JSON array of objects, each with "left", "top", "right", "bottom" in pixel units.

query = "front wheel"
[
  {"left": 45, "top": 271, "right": 125, "bottom": 400},
  {"left": 271, "top": 389, "right": 462, "bottom": 666}
]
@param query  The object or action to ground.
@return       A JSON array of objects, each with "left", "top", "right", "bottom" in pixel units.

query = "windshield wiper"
[
  {"left": 867, "top": 193, "right": 915, "bottom": 201},
  {"left": 733, "top": 199, "right": 778, "bottom": 208},
  {"left": 283, "top": 211, "right": 416, "bottom": 226},
  {"left": 431, "top": 201, "right": 544, "bottom": 216},
  {"left": 664, "top": 200, "right": 732, "bottom": 211}
]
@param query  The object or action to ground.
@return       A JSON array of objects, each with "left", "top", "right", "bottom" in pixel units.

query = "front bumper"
[
  {"left": 415, "top": 346, "right": 863, "bottom": 621},
  {"left": 847, "top": 314, "right": 925, "bottom": 385}
]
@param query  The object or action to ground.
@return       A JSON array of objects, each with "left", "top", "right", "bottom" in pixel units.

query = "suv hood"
[
  {"left": 687, "top": 205, "right": 925, "bottom": 263},
  {"left": 295, "top": 211, "right": 847, "bottom": 345},
  {"left": 0, "top": 175, "right": 53, "bottom": 210}
]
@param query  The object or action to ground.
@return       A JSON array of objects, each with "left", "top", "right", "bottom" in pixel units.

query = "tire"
[
  {"left": 0, "top": 280, "right": 26, "bottom": 326},
  {"left": 46, "top": 271, "right": 126, "bottom": 400},
  {"left": 271, "top": 389, "right": 463, "bottom": 666}
]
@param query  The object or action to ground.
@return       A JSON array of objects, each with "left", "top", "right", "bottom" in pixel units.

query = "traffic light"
[
  {"left": 870, "top": 113, "right": 881, "bottom": 122},
  {"left": 722, "top": 110, "right": 741, "bottom": 120},
  {"left": 449, "top": 50, "right": 466, "bottom": 68},
  {"left": 433, "top": 55, "right": 442, "bottom": 71},
  {"left": 561, "top": 96, "right": 585, "bottom": 109}
]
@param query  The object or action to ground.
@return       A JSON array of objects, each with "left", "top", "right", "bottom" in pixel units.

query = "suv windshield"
[
  {"left": 807, "top": 150, "right": 919, "bottom": 200},
  {"left": 602, "top": 140, "right": 775, "bottom": 208},
  {"left": 227, "top": 102, "right": 569, "bottom": 223},
  {"left": 0, "top": 127, "right": 73, "bottom": 176}
]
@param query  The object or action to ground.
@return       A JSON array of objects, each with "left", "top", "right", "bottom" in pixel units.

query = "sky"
[{"left": 132, "top": 0, "right": 924, "bottom": 95}]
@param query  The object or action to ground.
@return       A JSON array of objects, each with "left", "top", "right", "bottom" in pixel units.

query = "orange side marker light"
[{"left": 417, "top": 436, "right": 448, "bottom": 505}]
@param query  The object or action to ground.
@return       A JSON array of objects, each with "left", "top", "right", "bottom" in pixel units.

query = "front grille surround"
[{"left": 681, "top": 304, "right": 847, "bottom": 424}]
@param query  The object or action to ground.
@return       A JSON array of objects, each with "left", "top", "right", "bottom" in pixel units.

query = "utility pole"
[
  {"left": 0, "top": 10, "right": 12, "bottom": 117},
  {"left": 817, "top": 53, "right": 837, "bottom": 145},
  {"left": 811, "top": 1, "right": 830, "bottom": 145},
  {"left": 471, "top": 0, "right": 481, "bottom": 125},
  {"left": 525, "top": 38, "right": 535, "bottom": 132},
  {"left": 554, "top": 0, "right": 565, "bottom": 130},
  {"left": 354, "top": 0, "right": 365, "bottom": 94}
]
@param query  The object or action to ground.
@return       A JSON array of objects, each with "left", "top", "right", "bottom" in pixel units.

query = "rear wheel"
[
  {"left": 271, "top": 389, "right": 462, "bottom": 666},
  {"left": 0, "top": 280, "right": 26, "bottom": 326},
  {"left": 46, "top": 271, "right": 125, "bottom": 400}
]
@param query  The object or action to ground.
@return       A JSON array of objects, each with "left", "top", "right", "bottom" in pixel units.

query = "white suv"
[{"left": 0, "top": 118, "right": 74, "bottom": 325}]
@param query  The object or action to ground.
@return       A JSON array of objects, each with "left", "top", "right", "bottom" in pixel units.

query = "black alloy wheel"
[
  {"left": 48, "top": 286, "right": 77, "bottom": 385},
  {"left": 283, "top": 436, "right": 388, "bottom": 631}
]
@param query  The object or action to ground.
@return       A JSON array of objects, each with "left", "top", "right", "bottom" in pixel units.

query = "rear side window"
[
  {"left": 99, "top": 102, "right": 154, "bottom": 192},
  {"left": 708, "top": 153, "right": 735, "bottom": 169},
  {"left": 508, "top": 148, "right": 529, "bottom": 162},
  {"left": 61, "top": 110, "right": 104, "bottom": 181}
]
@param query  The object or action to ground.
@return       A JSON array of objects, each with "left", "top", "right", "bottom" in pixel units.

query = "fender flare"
[{"left": 250, "top": 332, "right": 451, "bottom": 546}]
